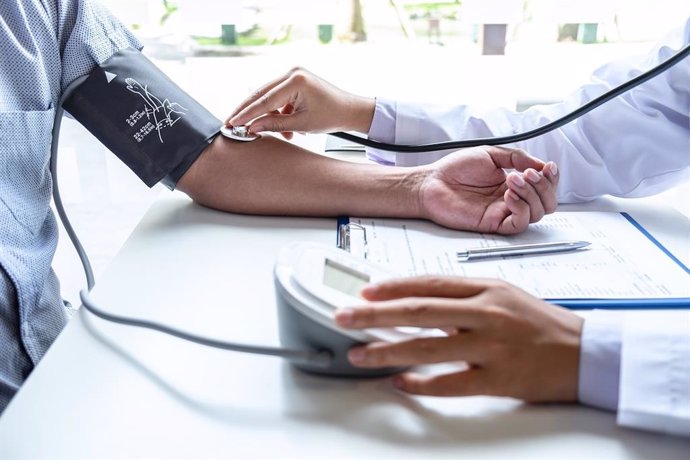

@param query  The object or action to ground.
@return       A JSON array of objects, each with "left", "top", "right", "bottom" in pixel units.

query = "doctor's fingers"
[
  {"left": 263, "top": 107, "right": 297, "bottom": 140},
  {"left": 227, "top": 70, "right": 292, "bottom": 123},
  {"left": 228, "top": 79, "right": 298, "bottom": 130},
  {"left": 247, "top": 109, "right": 315, "bottom": 137},
  {"left": 361, "top": 275, "right": 490, "bottom": 302},
  {"left": 347, "top": 334, "right": 485, "bottom": 368},
  {"left": 335, "top": 297, "right": 488, "bottom": 330},
  {"left": 392, "top": 369, "right": 493, "bottom": 397}
]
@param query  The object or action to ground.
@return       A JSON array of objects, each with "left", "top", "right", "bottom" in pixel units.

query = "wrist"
[
  {"left": 348, "top": 95, "right": 376, "bottom": 133},
  {"left": 354, "top": 165, "right": 426, "bottom": 219},
  {"left": 557, "top": 310, "right": 585, "bottom": 402},
  {"left": 405, "top": 166, "right": 428, "bottom": 220}
]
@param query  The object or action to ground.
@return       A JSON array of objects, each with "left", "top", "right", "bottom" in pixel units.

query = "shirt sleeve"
[
  {"left": 366, "top": 17, "right": 690, "bottom": 203},
  {"left": 55, "top": 0, "right": 144, "bottom": 91}
]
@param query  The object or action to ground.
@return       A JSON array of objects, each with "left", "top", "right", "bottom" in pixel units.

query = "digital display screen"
[{"left": 323, "top": 258, "right": 370, "bottom": 297}]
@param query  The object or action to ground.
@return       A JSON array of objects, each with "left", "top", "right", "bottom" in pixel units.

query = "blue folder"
[
  {"left": 549, "top": 213, "right": 690, "bottom": 310},
  {"left": 337, "top": 213, "right": 690, "bottom": 310}
]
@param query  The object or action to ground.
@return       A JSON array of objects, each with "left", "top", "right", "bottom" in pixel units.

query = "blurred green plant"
[
  {"left": 193, "top": 25, "right": 291, "bottom": 47},
  {"left": 403, "top": 1, "right": 461, "bottom": 19},
  {"left": 161, "top": 0, "right": 178, "bottom": 26}
]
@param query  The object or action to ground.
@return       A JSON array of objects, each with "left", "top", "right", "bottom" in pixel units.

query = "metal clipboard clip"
[{"left": 337, "top": 221, "right": 368, "bottom": 259}]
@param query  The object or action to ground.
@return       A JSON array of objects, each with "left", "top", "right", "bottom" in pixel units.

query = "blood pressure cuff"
[{"left": 63, "top": 47, "right": 221, "bottom": 189}]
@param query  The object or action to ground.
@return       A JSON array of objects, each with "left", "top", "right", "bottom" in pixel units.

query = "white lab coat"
[
  {"left": 366, "top": 18, "right": 690, "bottom": 436},
  {"left": 367, "top": 19, "right": 690, "bottom": 204},
  {"left": 619, "top": 312, "right": 690, "bottom": 436}
]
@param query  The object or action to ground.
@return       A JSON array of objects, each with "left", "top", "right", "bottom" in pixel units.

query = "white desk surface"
[{"left": 0, "top": 191, "right": 689, "bottom": 458}]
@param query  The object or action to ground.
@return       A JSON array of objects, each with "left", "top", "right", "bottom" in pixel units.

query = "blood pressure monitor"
[{"left": 274, "top": 242, "right": 437, "bottom": 376}]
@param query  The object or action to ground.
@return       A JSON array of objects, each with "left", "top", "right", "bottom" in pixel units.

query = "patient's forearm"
[{"left": 176, "top": 135, "right": 423, "bottom": 217}]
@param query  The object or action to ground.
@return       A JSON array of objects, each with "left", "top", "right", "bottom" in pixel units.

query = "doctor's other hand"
[
  {"left": 227, "top": 67, "right": 374, "bottom": 139},
  {"left": 420, "top": 146, "right": 559, "bottom": 234},
  {"left": 334, "top": 276, "right": 583, "bottom": 403}
]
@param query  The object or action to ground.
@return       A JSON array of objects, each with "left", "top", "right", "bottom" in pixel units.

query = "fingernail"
[
  {"left": 510, "top": 173, "right": 525, "bottom": 187},
  {"left": 348, "top": 347, "right": 366, "bottom": 364},
  {"left": 335, "top": 307, "right": 354, "bottom": 327},
  {"left": 549, "top": 162, "right": 558, "bottom": 176},
  {"left": 526, "top": 169, "right": 541, "bottom": 183}
]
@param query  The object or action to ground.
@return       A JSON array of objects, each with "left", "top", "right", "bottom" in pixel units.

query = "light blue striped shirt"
[{"left": 0, "top": 0, "right": 141, "bottom": 412}]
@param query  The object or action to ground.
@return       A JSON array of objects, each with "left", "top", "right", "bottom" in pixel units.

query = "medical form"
[{"left": 340, "top": 212, "right": 690, "bottom": 301}]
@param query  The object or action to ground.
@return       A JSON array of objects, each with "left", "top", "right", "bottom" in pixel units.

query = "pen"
[{"left": 457, "top": 240, "right": 591, "bottom": 261}]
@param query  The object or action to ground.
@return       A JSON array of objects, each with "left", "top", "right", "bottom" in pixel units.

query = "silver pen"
[{"left": 457, "top": 240, "right": 591, "bottom": 261}]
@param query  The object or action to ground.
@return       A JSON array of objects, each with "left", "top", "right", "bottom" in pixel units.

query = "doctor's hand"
[
  {"left": 334, "top": 276, "right": 583, "bottom": 403},
  {"left": 419, "top": 146, "right": 559, "bottom": 234},
  {"left": 227, "top": 67, "right": 374, "bottom": 139}
]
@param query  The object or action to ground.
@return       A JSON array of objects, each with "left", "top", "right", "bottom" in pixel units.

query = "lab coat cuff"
[
  {"left": 618, "top": 312, "right": 690, "bottom": 436},
  {"left": 366, "top": 97, "right": 397, "bottom": 166},
  {"left": 578, "top": 310, "right": 623, "bottom": 412},
  {"left": 374, "top": 100, "right": 461, "bottom": 167}
]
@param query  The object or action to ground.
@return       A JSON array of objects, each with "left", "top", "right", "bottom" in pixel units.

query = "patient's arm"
[
  {"left": 176, "top": 135, "right": 558, "bottom": 234},
  {"left": 177, "top": 135, "right": 419, "bottom": 217}
]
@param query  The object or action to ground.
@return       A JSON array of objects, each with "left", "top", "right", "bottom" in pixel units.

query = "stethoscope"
[
  {"left": 49, "top": 42, "right": 689, "bottom": 367},
  {"left": 330, "top": 43, "right": 690, "bottom": 152}
]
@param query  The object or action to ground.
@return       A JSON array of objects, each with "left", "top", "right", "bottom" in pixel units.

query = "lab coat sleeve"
[
  {"left": 367, "top": 18, "right": 690, "bottom": 203},
  {"left": 618, "top": 312, "right": 690, "bottom": 437},
  {"left": 578, "top": 311, "right": 622, "bottom": 412},
  {"left": 367, "top": 98, "right": 398, "bottom": 165}
]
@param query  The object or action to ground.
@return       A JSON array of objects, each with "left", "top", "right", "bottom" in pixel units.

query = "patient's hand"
[{"left": 418, "top": 146, "right": 559, "bottom": 234}]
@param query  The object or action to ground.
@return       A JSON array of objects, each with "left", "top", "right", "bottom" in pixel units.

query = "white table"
[{"left": 0, "top": 192, "right": 688, "bottom": 458}]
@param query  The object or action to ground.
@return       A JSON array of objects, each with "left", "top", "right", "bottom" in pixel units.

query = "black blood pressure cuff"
[{"left": 63, "top": 48, "right": 221, "bottom": 189}]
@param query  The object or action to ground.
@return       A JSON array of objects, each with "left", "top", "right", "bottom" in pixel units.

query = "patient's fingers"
[
  {"left": 524, "top": 162, "right": 559, "bottom": 215},
  {"left": 500, "top": 188, "right": 531, "bottom": 234},
  {"left": 540, "top": 162, "right": 560, "bottom": 213},
  {"left": 506, "top": 160, "right": 560, "bottom": 223},
  {"left": 506, "top": 171, "right": 546, "bottom": 223}
]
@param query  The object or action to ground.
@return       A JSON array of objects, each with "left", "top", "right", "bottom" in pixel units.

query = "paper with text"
[{"left": 345, "top": 212, "right": 689, "bottom": 299}]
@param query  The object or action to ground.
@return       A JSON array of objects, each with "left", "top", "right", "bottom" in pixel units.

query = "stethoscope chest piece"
[{"left": 221, "top": 125, "right": 261, "bottom": 141}]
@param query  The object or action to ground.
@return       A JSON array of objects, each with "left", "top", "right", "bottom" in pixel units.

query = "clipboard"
[
  {"left": 326, "top": 135, "right": 366, "bottom": 154},
  {"left": 337, "top": 216, "right": 370, "bottom": 260},
  {"left": 336, "top": 213, "right": 690, "bottom": 310}
]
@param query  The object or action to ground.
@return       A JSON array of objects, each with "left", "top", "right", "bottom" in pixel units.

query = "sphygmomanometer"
[
  {"left": 274, "top": 242, "right": 443, "bottom": 375},
  {"left": 53, "top": 47, "right": 419, "bottom": 377},
  {"left": 53, "top": 43, "right": 689, "bottom": 378},
  {"left": 62, "top": 47, "right": 222, "bottom": 190}
]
